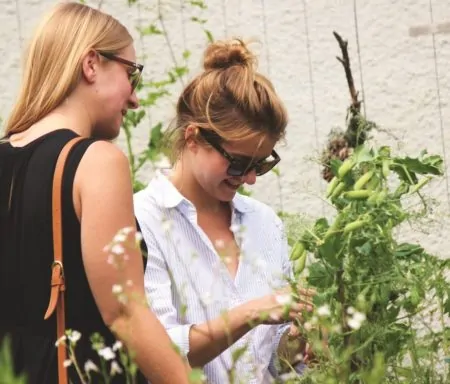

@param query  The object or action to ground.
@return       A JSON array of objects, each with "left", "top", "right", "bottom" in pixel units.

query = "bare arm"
[
  {"left": 187, "top": 303, "right": 254, "bottom": 367},
  {"left": 75, "top": 141, "right": 190, "bottom": 383},
  {"left": 187, "top": 290, "right": 312, "bottom": 367}
]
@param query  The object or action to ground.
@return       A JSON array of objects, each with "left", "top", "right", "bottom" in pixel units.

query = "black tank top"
[{"left": 0, "top": 129, "right": 146, "bottom": 384}]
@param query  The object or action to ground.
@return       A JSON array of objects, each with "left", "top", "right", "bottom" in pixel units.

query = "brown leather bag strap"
[{"left": 44, "top": 136, "right": 84, "bottom": 384}]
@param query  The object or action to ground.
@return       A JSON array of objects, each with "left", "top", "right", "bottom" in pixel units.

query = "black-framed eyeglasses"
[
  {"left": 198, "top": 128, "right": 280, "bottom": 177},
  {"left": 98, "top": 51, "right": 144, "bottom": 91}
]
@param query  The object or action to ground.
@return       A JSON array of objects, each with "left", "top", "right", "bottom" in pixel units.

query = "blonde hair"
[
  {"left": 5, "top": 2, "right": 133, "bottom": 136},
  {"left": 166, "top": 38, "right": 288, "bottom": 162}
]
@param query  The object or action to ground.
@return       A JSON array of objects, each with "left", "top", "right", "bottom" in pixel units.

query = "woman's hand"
[{"left": 246, "top": 285, "right": 316, "bottom": 325}]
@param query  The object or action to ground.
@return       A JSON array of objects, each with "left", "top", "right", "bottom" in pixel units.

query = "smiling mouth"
[{"left": 224, "top": 180, "right": 241, "bottom": 190}]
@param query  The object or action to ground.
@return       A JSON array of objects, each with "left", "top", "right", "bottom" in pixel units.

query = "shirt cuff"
[
  {"left": 166, "top": 324, "right": 194, "bottom": 357},
  {"left": 268, "top": 323, "right": 291, "bottom": 378}
]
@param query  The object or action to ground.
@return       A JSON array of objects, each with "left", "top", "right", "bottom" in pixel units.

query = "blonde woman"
[
  {"left": 135, "top": 39, "right": 314, "bottom": 383},
  {"left": 0, "top": 3, "right": 189, "bottom": 384}
]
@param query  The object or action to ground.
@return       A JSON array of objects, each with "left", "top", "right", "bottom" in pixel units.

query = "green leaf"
[
  {"left": 307, "top": 262, "right": 334, "bottom": 289},
  {"left": 444, "top": 297, "right": 450, "bottom": 315},
  {"left": 318, "top": 236, "right": 342, "bottom": 267},
  {"left": 0, "top": 337, "right": 27, "bottom": 384},
  {"left": 188, "top": 369, "right": 205, "bottom": 383},
  {"left": 355, "top": 241, "right": 372, "bottom": 256},
  {"left": 189, "top": 0, "right": 207, "bottom": 9},
  {"left": 190, "top": 16, "right": 207, "bottom": 25},
  {"left": 390, "top": 163, "right": 418, "bottom": 184},
  {"left": 329, "top": 158, "right": 342, "bottom": 177},
  {"left": 353, "top": 145, "right": 374, "bottom": 164},
  {"left": 138, "top": 24, "right": 163, "bottom": 35},
  {"left": 231, "top": 345, "right": 247, "bottom": 363},
  {"left": 394, "top": 243, "right": 423, "bottom": 260},
  {"left": 182, "top": 50, "right": 191, "bottom": 60},
  {"left": 393, "top": 156, "right": 443, "bottom": 176},
  {"left": 133, "top": 180, "right": 146, "bottom": 193},
  {"left": 237, "top": 185, "right": 252, "bottom": 196},
  {"left": 205, "top": 30, "right": 214, "bottom": 43}
]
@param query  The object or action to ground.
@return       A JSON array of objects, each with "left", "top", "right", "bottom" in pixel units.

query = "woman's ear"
[
  {"left": 185, "top": 125, "right": 199, "bottom": 152},
  {"left": 81, "top": 50, "right": 99, "bottom": 84}
]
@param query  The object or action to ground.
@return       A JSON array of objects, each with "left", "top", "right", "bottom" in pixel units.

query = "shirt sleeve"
[{"left": 136, "top": 212, "right": 194, "bottom": 357}]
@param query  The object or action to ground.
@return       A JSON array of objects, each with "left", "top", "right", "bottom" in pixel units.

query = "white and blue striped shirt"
[{"left": 134, "top": 171, "right": 295, "bottom": 383}]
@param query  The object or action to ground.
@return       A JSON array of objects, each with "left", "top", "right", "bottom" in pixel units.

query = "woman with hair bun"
[{"left": 135, "top": 39, "right": 314, "bottom": 382}]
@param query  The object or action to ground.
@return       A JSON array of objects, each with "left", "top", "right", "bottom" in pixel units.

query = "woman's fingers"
[{"left": 297, "top": 287, "right": 316, "bottom": 298}]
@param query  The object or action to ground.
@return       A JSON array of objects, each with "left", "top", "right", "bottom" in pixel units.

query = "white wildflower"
[
  {"left": 117, "top": 294, "right": 128, "bottom": 305},
  {"left": 68, "top": 330, "right": 81, "bottom": 344},
  {"left": 112, "top": 341, "right": 123, "bottom": 351},
  {"left": 269, "top": 312, "right": 281, "bottom": 322},
  {"left": 162, "top": 220, "right": 172, "bottom": 232},
  {"left": 275, "top": 293, "right": 292, "bottom": 306},
  {"left": 111, "top": 244, "right": 125, "bottom": 256},
  {"left": 200, "top": 292, "right": 212, "bottom": 306},
  {"left": 317, "top": 305, "right": 331, "bottom": 317},
  {"left": 230, "top": 223, "right": 240, "bottom": 233},
  {"left": 122, "top": 227, "right": 133, "bottom": 235},
  {"left": 347, "top": 311, "right": 366, "bottom": 330},
  {"left": 112, "top": 284, "right": 123, "bottom": 295},
  {"left": 84, "top": 360, "right": 99, "bottom": 373},
  {"left": 98, "top": 347, "right": 116, "bottom": 361},
  {"left": 215, "top": 239, "right": 225, "bottom": 248},
  {"left": 353, "top": 311, "right": 366, "bottom": 323},
  {"left": 110, "top": 361, "right": 123, "bottom": 376},
  {"left": 346, "top": 306, "right": 355, "bottom": 315},
  {"left": 223, "top": 256, "right": 232, "bottom": 265},
  {"left": 107, "top": 254, "right": 115, "bottom": 265},
  {"left": 63, "top": 359, "right": 72, "bottom": 368},
  {"left": 294, "top": 353, "right": 304, "bottom": 362},
  {"left": 304, "top": 322, "right": 313, "bottom": 332},
  {"left": 113, "top": 233, "right": 127, "bottom": 243},
  {"left": 135, "top": 231, "right": 143, "bottom": 243},
  {"left": 254, "top": 258, "right": 267, "bottom": 270},
  {"left": 55, "top": 335, "right": 66, "bottom": 347}
]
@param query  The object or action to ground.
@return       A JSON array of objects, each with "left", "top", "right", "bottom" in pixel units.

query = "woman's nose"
[
  {"left": 243, "top": 169, "right": 257, "bottom": 185},
  {"left": 128, "top": 90, "right": 139, "bottom": 109}
]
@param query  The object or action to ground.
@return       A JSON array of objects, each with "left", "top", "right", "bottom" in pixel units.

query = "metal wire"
[
  {"left": 260, "top": 0, "right": 284, "bottom": 211},
  {"left": 428, "top": 0, "right": 450, "bottom": 207},
  {"left": 302, "top": 0, "right": 325, "bottom": 216},
  {"left": 179, "top": 0, "right": 188, "bottom": 53},
  {"left": 353, "top": 0, "right": 367, "bottom": 116},
  {"left": 260, "top": 0, "right": 271, "bottom": 75},
  {"left": 15, "top": 0, "right": 23, "bottom": 50},
  {"left": 221, "top": 0, "right": 228, "bottom": 37}
]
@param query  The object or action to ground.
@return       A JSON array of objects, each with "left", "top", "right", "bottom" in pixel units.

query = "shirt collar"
[{"left": 147, "top": 169, "right": 254, "bottom": 213}]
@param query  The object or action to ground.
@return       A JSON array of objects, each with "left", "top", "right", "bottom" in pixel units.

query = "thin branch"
[{"left": 333, "top": 31, "right": 360, "bottom": 112}]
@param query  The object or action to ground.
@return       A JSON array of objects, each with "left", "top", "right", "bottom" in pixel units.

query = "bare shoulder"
[
  {"left": 82, "top": 140, "right": 128, "bottom": 166},
  {"left": 77, "top": 140, "right": 130, "bottom": 180}
]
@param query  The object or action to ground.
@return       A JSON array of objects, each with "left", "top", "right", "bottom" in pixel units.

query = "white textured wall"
[{"left": 1, "top": 0, "right": 449, "bottom": 256}]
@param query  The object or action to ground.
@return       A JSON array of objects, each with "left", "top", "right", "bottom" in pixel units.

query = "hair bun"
[{"left": 203, "top": 39, "right": 256, "bottom": 71}]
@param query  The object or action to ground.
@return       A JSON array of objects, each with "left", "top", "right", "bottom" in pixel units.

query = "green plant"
[
  {"left": 121, "top": 0, "right": 215, "bottom": 193},
  {"left": 0, "top": 337, "right": 27, "bottom": 384},
  {"left": 286, "top": 145, "right": 449, "bottom": 384},
  {"left": 279, "top": 33, "right": 450, "bottom": 382}
]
